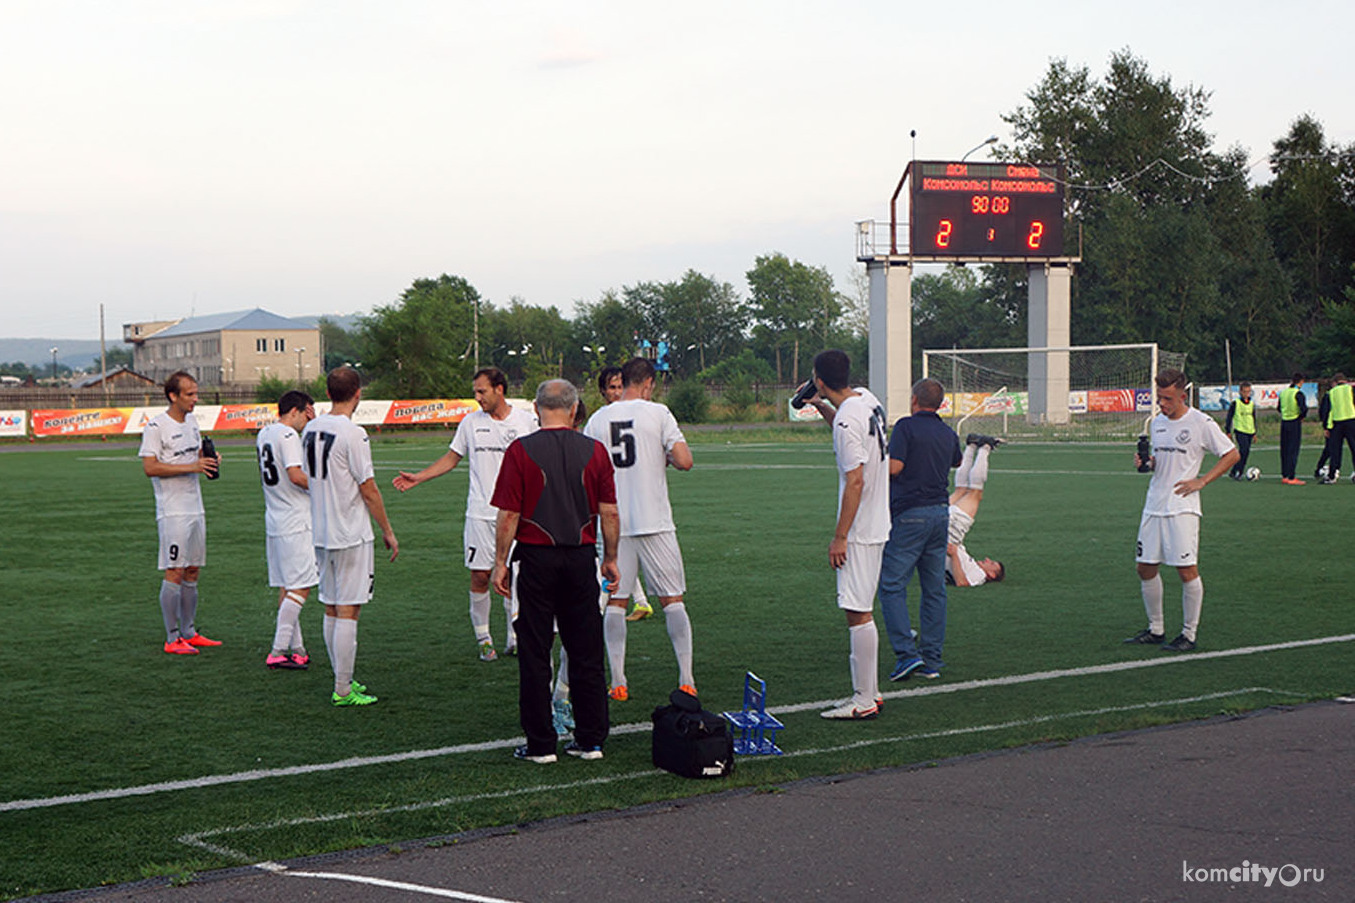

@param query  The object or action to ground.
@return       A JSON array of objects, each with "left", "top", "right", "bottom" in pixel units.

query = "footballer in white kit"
[
  {"left": 945, "top": 435, "right": 1007, "bottom": 588},
  {"left": 256, "top": 390, "right": 318, "bottom": 670},
  {"left": 582, "top": 357, "right": 695, "bottom": 701},
  {"left": 305, "top": 366, "right": 399, "bottom": 707},
  {"left": 1126, "top": 369, "right": 1238, "bottom": 653},
  {"left": 803, "top": 350, "right": 888, "bottom": 720},
  {"left": 392, "top": 367, "right": 537, "bottom": 661},
  {"left": 139, "top": 371, "right": 222, "bottom": 656}
]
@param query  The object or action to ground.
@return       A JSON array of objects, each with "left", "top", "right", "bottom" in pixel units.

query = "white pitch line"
[
  {"left": 4, "top": 634, "right": 1350, "bottom": 814},
  {"left": 282, "top": 871, "right": 523, "bottom": 902},
  {"left": 177, "top": 686, "right": 1283, "bottom": 864}
]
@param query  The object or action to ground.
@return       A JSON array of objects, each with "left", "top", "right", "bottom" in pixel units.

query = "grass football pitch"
[{"left": 1, "top": 431, "right": 1351, "bottom": 898}]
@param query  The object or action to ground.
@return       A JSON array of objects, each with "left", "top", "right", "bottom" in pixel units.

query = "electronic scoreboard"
[{"left": 908, "top": 161, "right": 1065, "bottom": 258}]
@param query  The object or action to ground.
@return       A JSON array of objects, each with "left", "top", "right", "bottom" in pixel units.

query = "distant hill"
[
  {"left": 0, "top": 313, "right": 365, "bottom": 371},
  {"left": 0, "top": 339, "right": 112, "bottom": 372}
]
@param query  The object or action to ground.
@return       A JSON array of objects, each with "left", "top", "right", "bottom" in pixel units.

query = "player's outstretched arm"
[
  {"left": 392, "top": 449, "right": 461, "bottom": 491},
  {"left": 358, "top": 477, "right": 399, "bottom": 561}
]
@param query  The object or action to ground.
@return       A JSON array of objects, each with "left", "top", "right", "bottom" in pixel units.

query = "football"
[{"left": 1245, "top": 466, "right": 1261, "bottom": 481}]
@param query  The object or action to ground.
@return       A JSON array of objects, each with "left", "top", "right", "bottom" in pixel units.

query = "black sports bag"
[{"left": 651, "top": 688, "right": 734, "bottom": 779}]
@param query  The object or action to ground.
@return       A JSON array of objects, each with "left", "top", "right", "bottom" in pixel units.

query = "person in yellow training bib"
[
  {"left": 1225, "top": 382, "right": 1256, "bottom": 481},
  {"left": 1322, "top": 373, "right": 1355, "bottom": 484},
  {"left": 1277, "top": 373, "right": 1308, "bottom": 485}
]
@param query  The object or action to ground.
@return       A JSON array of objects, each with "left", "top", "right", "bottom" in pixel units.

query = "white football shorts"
[
  {"left": 1136, "top": 513, "right": 1200, "bottom": 567},
  {"left": 463, "top": 517, "right": 496, "bottom": 571},
  {"left": 316, "top": 541, "right": 375, "bottom": 606},
  {"left": 267, "top": 531, "right": 319, "bottom": 589},
  {"left": 947, "top": 505, "right": 974, "bottom": 546},
  {"left": 613, "top": 531, "right": 686, "bottom": 599},
  {"left": 158, "top": 515, "right": 206, "bottom": 570},
  {"left": 837, "top": 541, "right": 885, "bottom": 612}
]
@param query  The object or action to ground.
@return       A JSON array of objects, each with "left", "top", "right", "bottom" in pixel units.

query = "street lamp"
[
  {"left": 961, "top": 135, "right": 999, "bottom": 162},
  {"left": 50, "top": 347, "right": 58, "bottom": 384}
]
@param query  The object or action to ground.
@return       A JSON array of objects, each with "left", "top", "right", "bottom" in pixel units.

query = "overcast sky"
[{"left": 2, "top": 0, "right": 1350, "bottom": 340}]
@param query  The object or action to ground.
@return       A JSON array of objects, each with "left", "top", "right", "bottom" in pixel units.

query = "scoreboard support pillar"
[
  {"left": 1027, "top": 262, "right": 1072, "bottom": 425},
  {"left": 867, "top": 258, "right": 912, "bottom": 423}
]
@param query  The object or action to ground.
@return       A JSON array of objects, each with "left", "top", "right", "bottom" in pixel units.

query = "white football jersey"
[
  {"left": 450, "top": 407, "right": 538, "bottom": 521},
  {"left": 256, "top": 421, "right": 311, "bottom": 537},
  {"left": 948, "top": 544, "right": 989, "bottom": 587},
  {"left": 584, "top": 399, "right": 686, "bottom": 536},
  {"left": 303, "top": 413, "right": 376, "bottom": 550},
  {"left": 138, "top": 411, "right": 204, "bottom": 519},
  {"left": 832, "top": 388, "right": 891, "bottom": 544},
  {"left": 1143, "top": 406, "right": 1235, "bottom": 517}
]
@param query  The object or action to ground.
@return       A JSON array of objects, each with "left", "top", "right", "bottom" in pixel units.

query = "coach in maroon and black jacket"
[{"left": 492, "top": 379, "right": 619, "bottom": 761}]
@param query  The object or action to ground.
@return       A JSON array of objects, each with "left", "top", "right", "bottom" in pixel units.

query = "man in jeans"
[{"left": 878, "top": 378, "right": 962, "bottom": 681}]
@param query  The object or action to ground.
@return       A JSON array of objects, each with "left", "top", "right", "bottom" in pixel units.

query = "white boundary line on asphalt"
[
  {"left": 3, "top": 633, "right": 1350, "bottom": 815},
  {"left": 176, "top": 686, "right": 1290, "bottom": 865}
]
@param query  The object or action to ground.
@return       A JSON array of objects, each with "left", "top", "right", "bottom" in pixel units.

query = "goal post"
[{"left": 921, "top": 343, "right": 1187, "bottom": 441}]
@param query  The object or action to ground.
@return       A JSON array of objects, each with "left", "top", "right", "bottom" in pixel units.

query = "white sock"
[
  {"left": 956, "top": 444, "right": 976, "bottom": 487},
  {"left": 968, "top": 445, "right": 991, "bottom": 490},
  {"left": 664, "top": 602, "right": 695, "bottom": 688},
  {"left": 323, "top": 614, "right": 337, "bottom": 665},
  {"left": 633, "top": 581, "right": 649, "bottom": 607},
  {"left": 554, "top": 643, "right": 570, "bottom": 701},
  {"left": 604, "top": 606, "right": 628, "bottom": 688},
  {"left": 1181, "top": 578, "right": 1203, "bottom": 641},
  {"left": 159, "top": 580, "right": 182, "bottom": 642},
  {"left": 332, "top": 618, "right": 358, "bottom": 697},
  {"left": 271, "top": 596, "right": 304, "bottom": 655},
  {"left": 502, "top": 595, "right": 517, "bottom": 648},
  {"left": 1141, "top": 575, "right": 1165, "bottom": 635},
  {"left": 469, "top": 591, "right": 492, "bottom": 644},
  {"left": 179, "top": 580, "right": 199, "bottom": 637},
  {"left": 849, "top": 621, "right": 880, "bottom": 708}
]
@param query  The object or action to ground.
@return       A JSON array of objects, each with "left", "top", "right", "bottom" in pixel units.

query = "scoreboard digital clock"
[{"left": 908, "top": 161, "right": 1065, "bottom": 258}]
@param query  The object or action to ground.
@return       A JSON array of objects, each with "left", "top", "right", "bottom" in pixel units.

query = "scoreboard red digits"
[{"left": 909, "top": 161, "right": 1064, "bottom": 258}]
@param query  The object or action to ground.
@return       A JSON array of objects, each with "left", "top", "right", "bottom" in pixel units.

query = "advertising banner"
[
  {"left": 1087, "top": 390, "right": 1137, "bottom": 413},
  {"left": 1197, "top": 382, "right": 1317, "bottom": 412},
  {"left": 31, "top": 408, "right": 135, "bottom": 437},
  {"left": 384, "top": 399, "right": 479, "bottom": 426},
  {"left": 0, "top": 410, "right": 27, "bottom": 437}
]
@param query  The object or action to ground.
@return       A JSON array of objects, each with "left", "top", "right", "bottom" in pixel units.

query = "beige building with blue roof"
[{"left": 123, "top": 309, "right": 321, "bottom": 387}]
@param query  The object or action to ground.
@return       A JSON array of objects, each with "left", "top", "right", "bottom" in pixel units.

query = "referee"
[{"left": 492, "top": 379, "right": 619, "bottom": 763}]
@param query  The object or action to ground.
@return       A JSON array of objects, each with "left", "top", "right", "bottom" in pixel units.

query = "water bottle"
[
  {"left": 1136, "top": 435, "right": 1151, "bottom": 473},
  {"left": 201, "top": 435, "right": 220, "bottom": 480}
]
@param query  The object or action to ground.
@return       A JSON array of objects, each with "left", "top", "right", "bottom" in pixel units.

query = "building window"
[
  {"left": 274, "top": 338, "right": 286, "bottom": 352},
  {"left": 257, "top": 338, "right": 267, "bottom": 353}
]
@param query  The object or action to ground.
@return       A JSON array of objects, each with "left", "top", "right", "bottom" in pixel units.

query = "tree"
[
  {"left": 623, "top": 271, "right": 747, "bottom": 378},
  {"left": 1259, "top": 115, "right": 1355, "bottom": 345},
  {"left": 482, "top": 298, "right": 572, "bottom": 386},
  {"left": 1001, "top": 50, "right": 1288, "bottom": 377},
  {"left": 746, "top": 253, "right": 839, "bottom": 384},
  {"left": 91, "top": 346, "right": 133, "bottom": 370},
  {"left": 571, "top": 290, "right": 648, "bottom": 374},
  {"left": 319, "top": 317, "right": 361, "bottom": 371},
  {"left": 358, "top": 274, "right": 479, "bottom": 398}
]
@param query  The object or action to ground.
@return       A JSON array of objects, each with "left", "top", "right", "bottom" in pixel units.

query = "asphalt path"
[{"left": 32, "top": 700, "right": 1352, "bottom": 903}]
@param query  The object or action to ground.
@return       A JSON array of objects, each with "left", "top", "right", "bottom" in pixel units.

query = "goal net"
[{"left": 921, "top": 343, "right": 1187, "bottom": 441}]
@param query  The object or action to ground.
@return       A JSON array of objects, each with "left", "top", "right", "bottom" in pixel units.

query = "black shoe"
[
  {"left": 966, "top": 433, "right": 983, "bottom": 447},
  {"left": 1160, "top": 633, "right": 1197, "bottom": 652},
  {"left": 1123, "top": 628, "right": 1165, "bottom": 645}
]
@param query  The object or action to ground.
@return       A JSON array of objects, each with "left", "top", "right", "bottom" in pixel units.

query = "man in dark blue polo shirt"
[{"left": 878, "top": 378, "right": 961, "bottom": 681}]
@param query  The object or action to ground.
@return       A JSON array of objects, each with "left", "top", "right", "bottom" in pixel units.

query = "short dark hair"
[
  {"left": 278, "top": 390, "right": 313, "bottom": 416},
  {"left": 1334, "top": 372, "right": 1349, "bottom": 384},
  {"left": 813, "top": 350, "right": 850, "bottom": 391},
  {"left": 327, "top": 366, "right": 361, "bottom": 403},
  {"left": 912, "top": 378, "right": 944, "bottom": 410},
  {"left": 1239, "top": 381, "right": 1251, "bottom": 391},
  {"left": 1291, "top": 372, "right": 1304, "bottom": 384},
  {"left": 992, "top": 561, "right": 1006, "bottom": 582},
  {"left": 164, "top": 371, "right": 196, "bottom": 401},
  {"left": 1156, "top": 368, "right": 1187, "bottom": 391},
  {"left": 597, "top": 366, "right": 623, "bottom": 395},
  {"left": 621, "top": 357, "right": 655, "bottom": 387},
  {"left": 473, "top": 367, "right": 508, "bottom": 391}
]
